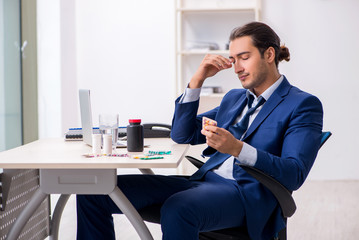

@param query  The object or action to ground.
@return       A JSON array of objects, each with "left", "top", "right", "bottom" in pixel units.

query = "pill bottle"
[
  {"left": 103, "top": 134, "right": 113, "bottom": 155},
  {"left": 127, "top": 119, "right": 144, "bottom": 152},
  {"left": 92, "top": 134, "right": 102, "bottom": 156}
]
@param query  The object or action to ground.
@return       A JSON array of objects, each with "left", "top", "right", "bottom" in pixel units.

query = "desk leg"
[
  {"left": 49, "top": 194, "right": 71, "bottom": 240},
  {"left": 109, "top": 187, "right": 154, "bottom": 240},
  {"left": 6, "top": 189, "right": 48, "bottom": 240}
]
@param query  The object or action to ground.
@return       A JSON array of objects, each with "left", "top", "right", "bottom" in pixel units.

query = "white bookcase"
[{"left": 175, "top": 0, "right": 261, "bottom": 113}]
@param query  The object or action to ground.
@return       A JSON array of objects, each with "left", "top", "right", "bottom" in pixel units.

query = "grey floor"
[
  {"left": 288, "top": 180, "right": 359, "bottom": 239},
  {"left": 52, "top": 177, "right": 359, "bottom": 240}
]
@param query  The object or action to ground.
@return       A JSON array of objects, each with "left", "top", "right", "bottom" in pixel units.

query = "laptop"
[{"left": 79, "top": 89, "right": 127, "bottom": 147}]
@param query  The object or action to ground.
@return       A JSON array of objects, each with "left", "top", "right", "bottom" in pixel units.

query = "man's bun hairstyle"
[{"left": 279, "top": 45, "right": 290, "bottom": 62}]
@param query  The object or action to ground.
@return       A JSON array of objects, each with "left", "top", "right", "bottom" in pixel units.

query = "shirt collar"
[{"left": 246, "top": 75, "right": 284, "bottom": 101}]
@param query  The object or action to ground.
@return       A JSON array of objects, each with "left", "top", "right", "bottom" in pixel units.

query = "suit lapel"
[
  {"left": 242, "top": 77, "right": 292, "bottom": 140},
  {"left": 220, "top": 93, "right": 247, "bottom": 129}
]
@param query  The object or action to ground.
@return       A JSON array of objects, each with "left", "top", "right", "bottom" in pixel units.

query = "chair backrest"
[
  {"left": 0, "top": 169, "right": 50, "bottom": 240},
  {"left": 239, "top": 130, "right": 332, "bottom": 219},
  {"left": 320, "top": 131, "right": 332, "bottom": 149}
]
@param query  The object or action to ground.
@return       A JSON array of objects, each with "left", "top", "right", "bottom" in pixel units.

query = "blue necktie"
[
  {"left": 190, "top": 94, "right": 265, "bottom": 181},
  {"left": 228, "top": 95, "right": 266, "bottom": 140}
]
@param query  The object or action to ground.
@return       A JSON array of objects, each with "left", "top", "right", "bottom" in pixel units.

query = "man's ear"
[{"left": 265, "top": 47, "right": 276, "bottom": 64}]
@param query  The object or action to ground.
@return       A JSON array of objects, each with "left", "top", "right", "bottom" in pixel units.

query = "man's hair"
[{"left": 229, "top": 22, "right": 290, "bottom": 66}]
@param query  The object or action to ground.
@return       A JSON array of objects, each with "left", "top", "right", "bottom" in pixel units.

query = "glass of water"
[{"left": 99, "top": 113, "right": 119, "bottom": 150}]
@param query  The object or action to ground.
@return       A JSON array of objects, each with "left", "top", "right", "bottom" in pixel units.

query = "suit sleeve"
[
  {"left": 171, "top": 95, "right": 219, "bottom": 145},
  {"left": 254, "top": 95, "right": 323, "bottom": 191}
]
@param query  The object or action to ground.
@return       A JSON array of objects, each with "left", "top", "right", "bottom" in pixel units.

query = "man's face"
[{"left": 229, "top": 36, "right": 268, "bottom": 95}]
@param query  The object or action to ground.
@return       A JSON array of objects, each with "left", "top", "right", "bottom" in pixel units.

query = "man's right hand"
[{"left": 189, "top": 54, "right": 233, "bottom": 89}]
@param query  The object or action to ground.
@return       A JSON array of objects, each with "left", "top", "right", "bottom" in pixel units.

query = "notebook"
[{"left": 78, "top": 89, "right": 127, "bottom": 147}]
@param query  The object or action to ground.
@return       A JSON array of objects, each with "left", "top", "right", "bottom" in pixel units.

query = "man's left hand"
[{"left": 201, "top": 126, "right": 243, "bottom": 156}]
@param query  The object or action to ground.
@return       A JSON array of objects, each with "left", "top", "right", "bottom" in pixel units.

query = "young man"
[{"left": 76, "top": 22, "right": 323, "bottom": 240}]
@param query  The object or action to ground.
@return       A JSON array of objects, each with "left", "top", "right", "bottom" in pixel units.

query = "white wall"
[
  {"left": 75, "top": 0, "right": 175, "bottom": 128},
  {"left": 37, "top": 0, "right": 62, "bottom": 138},
  {"left": 261, "top": 0, "right": 359, "bottom": 180},
  {"left": 61, "top": 0, "right": 79, "bottom": 136},
  {"left": 37, "top": 0, "right": 359, "bottom": 180}
]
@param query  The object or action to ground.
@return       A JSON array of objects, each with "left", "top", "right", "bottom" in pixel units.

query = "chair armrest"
[
  {"left": 185, "top": 155, "right": 205, "bottom": 169},
  {"left": 237, "top": 164, "right": 296, "bottom": 218},
  {"left": 185, "top": 155, "right": 296, "bottom": 218}
]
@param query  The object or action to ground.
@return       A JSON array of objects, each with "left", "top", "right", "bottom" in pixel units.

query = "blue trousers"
[{"left": 76, "top": 171, "right": 245, "bottom": 240}]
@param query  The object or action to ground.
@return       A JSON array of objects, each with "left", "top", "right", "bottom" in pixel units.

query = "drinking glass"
[{"left": 99, "top": 113, "right": 119, "bottom": 150}]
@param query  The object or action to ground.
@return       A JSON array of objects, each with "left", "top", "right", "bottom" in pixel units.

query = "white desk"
[{"left": 0, "top": 138, "right": 189, "bottom": 240}]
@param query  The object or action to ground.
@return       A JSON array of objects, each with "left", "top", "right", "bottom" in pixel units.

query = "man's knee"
[{"left": 160, "top": 195, "right": 199, "bottom": 226}]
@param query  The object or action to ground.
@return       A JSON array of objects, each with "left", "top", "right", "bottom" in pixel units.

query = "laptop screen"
[{"left": 79, "top": 89, "right": 93, "bottom": 146}]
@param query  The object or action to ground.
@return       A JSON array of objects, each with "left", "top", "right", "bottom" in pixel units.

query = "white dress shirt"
[{"left": 180, "top": 75, "right": 284, "bottom": 179}]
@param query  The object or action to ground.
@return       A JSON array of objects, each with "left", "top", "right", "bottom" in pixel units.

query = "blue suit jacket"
[{"left": 171, "top": 77, "right": 323, "bottom": 239}]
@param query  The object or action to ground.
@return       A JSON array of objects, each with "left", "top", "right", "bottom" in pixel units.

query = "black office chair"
[{"left": 139, "top": 131, "right": 332, "bottom": 240}]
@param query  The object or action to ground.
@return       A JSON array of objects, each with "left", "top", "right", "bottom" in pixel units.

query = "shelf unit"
[{"left": 175, "top": 0, "right": 261, "bottom": 111}]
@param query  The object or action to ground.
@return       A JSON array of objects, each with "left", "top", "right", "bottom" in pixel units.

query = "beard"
[{"left": 240, "top": 61, "right": 268, "bottom": 92}]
